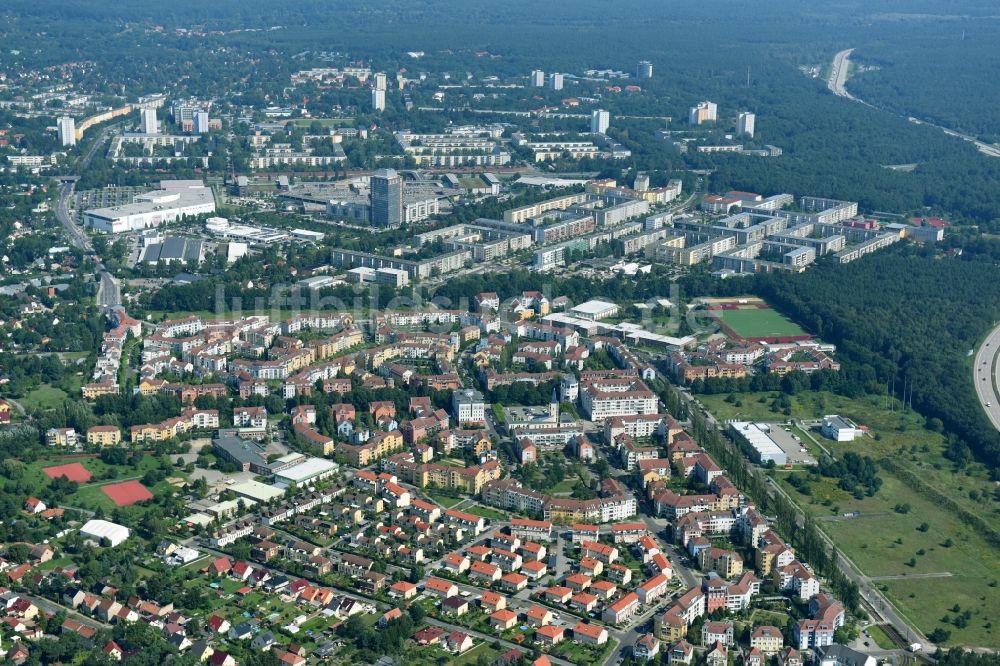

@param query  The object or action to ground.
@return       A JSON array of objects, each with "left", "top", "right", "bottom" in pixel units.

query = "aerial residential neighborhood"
[{"left": 0, "top": 1, "right": 998, "bottom": 666}]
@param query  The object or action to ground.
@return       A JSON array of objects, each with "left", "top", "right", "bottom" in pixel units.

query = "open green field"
[
  {"left": 20, "top": 385, "right": 69, "bottom": 411},
  {"left": 713, "top": 306, "right": 809, "bottom": 338},
  {"left": 775, "top": 469, "right": 1000, "bottom": 647},
  {"left": 698, "top": 389, "right": 1000, "bottom": 647},
  {"left": 697, "top": 390, "right": 998, "bottom": 522}
]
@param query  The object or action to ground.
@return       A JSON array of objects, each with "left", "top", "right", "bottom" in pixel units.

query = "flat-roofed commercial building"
[
  {"left": 273, "top": 457, "right": 338, "bottom": 486},
  {"left": 570, "top": 300, "right": 619, "bottom": 322},
  {"left": 83, "top": 180, "right": 215, "bottom": 233}
]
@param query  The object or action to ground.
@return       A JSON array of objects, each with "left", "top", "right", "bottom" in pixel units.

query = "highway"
[
  {"left": 827, "top": 48, "right": 1000, "bottom": 158},
  {"left": 973, "top": 322, "right": 1000, "bottom": 429},
  {"left": 909, "top": 116, "right": 1000, "bottom": 158},
  {"left": 54, "top": 127, "right": 121, "bottom": 309},
  {"left": 828, "top": 48, "right": 859, "bottom": 101}
]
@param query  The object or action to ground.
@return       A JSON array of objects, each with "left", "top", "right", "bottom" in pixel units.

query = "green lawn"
[
  {"left": 23, "top": 454, "right": 183, "bottom": 512},
  {"left": 749, "top": 609, "right": 792, "bottom": 627},
  {"left": 464, "top": 505, "right": 508, "bottom": 521},
  {"left": 20, "top": 385, "right": 69, "bottom": 411},
  {"left": 713, "top": 306, "right": 809, "bottom": 338},
  {"left": 425, "top": 492, "right": 463, "bottom": 508},
  {"left": 547, "top": 479, "right": 578, "bottom": 495},
  {"left": 773, "top": 466, "right": 1000, "bottom": 647}
]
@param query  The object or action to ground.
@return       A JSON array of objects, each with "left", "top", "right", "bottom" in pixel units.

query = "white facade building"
[
  {"left": 141, "top": 108, "right": 159, "bottom": 134},
  {"left": 738, "top": 112, "right": 756, "bottom": 138},
  {"left": 591, "top": 109, "right": 610, "bottom": 134},
  {"left": 83, "top": 180, "right": 216, "bottom": 233},
  {"left": 195, "top": 111, "right": 210, "bottom": 133},
  {"left": 580, "top": 378, "right": 658, "bottom": 423},
  {"left": 821, "top": 415, "right": 861, "bottom": 442},
  {"left": 453, "top": 388, "right": 486, "bottom": 424},
  {"left": 81, "top": 519, "right": 130, "bottom": 547},
  {"left": 58, "top": 116, "right": 76, "bottom": 146}
]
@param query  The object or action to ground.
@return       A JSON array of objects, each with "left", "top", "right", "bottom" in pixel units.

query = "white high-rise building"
[
  {"left": 141, "top": 108, "right": 159, "bottom": 135},
  {"left": 58, "top": 116, "right": 76, "bottom": 146},
  {"left": 374, "top": 72, "right": 388, "bottom": 90},
  {"left": 372, "top": 88, "right": 386, "bottom": 112},
  {"left": 195, "top": 111, "right": 210, "bottom": 133},
  {"left": 689, "top": 101, "right": 718, "bottom": 126},
  {"left": 637, "top": 61, "right": 654, "bottom": 79},
  {"left": 738, "top": 111, "right": 756, "bottom": 138},
  {"left": 531, "top": 70, "right": 546, "bottom": 87},
  {"left": 591, "top": 109, "right": 610, "bottom": 134},
  {"left": 549, "top": 73, "right": 564, "bottom": 91}
]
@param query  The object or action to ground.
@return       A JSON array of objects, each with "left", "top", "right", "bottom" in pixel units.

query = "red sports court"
[
  {"left": 43, "top": 462, "right": 92, "bottom": 483},
  {"left": 101, "top": 480, "right": 154, "bottom": 506}
]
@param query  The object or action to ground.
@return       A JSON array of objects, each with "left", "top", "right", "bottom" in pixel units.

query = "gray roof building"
[{"left": 212, "top": 436, "right": 269, "bottom": 473}]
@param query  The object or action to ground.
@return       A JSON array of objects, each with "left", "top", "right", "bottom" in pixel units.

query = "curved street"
[{"left": 973, "top": 322, "right": 1000, "bottom": 429}]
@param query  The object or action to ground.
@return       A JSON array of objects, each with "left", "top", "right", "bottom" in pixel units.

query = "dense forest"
[
  {"left": 755, "top": 246, "right": 1000, "bottom": 470},
  {"left": 849, "top": 21, "right": 1000, "bottom": 142}
]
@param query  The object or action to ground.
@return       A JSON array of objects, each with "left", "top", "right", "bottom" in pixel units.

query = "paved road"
[
  {"left": 97, "top": 271, "right": 121, "bottom": 308},
  {"left": 828, "top": 48, "right": 858, "bottom": 101},
  {"left": 54, "top": 127, "right": 121, "bottom": 309},
  {"left": 973, "top": 322, "right": 1000, "bottom": 428},
  {"left": 868, "top": 572, "right": 952, "bottom": 581},
  {"left": 826, "top": 48, "right": 1000, "bottom": 158}
]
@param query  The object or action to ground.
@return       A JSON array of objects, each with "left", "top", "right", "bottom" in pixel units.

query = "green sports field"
[{"left": 714, "top": 306, "right": 808, "bottom": 338}]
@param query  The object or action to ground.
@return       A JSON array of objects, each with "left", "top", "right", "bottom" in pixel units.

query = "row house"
[
  {"left": 637, "top": 572, "right": 671, "bottom": 604},
  {"left": 603, "top": 591, "right": 640, "bottom": 625}
]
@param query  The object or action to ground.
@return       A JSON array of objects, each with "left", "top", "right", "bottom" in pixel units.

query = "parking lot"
[
  {"left": 770, "top": 425, "right": 817, "bottom": 465},
  {"left": 74, "top": 186, "right": 147, "bottom": 218}
]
